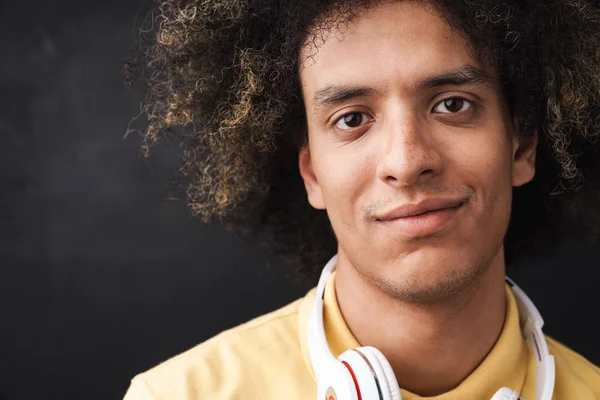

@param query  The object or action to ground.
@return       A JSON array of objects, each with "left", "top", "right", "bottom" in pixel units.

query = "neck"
[{"left": 334, "top": 250, "right": 507, "bottom": 396}]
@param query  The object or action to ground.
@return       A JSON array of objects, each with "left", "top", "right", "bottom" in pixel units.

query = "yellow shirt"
[{"left": 123, "top": 273, "right": 600, "bottom": 399}]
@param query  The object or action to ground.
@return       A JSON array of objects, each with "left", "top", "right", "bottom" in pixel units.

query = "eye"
[
  {"left": 334, "top": 112, "right": 373, "bottom": 130},
  {"left": 433, "top": 97, "right": 472, "bottom": 114}
]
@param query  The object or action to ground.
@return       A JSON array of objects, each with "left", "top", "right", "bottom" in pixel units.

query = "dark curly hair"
[{"left": 125, "top": 0, "right": 600, "bottom": 278}]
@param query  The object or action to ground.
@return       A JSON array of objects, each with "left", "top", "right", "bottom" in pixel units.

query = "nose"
[{"left": 376, "top": 115, "right": 443, "bottom": 187}]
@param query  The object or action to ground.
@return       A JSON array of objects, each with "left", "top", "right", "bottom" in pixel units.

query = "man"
[{"left": 123, "top": 0, "right": 600, "bottom": 398}]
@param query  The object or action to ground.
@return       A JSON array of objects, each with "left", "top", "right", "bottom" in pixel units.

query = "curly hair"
[{"left": 125, "top": 0, "right": 600, "bottom": 278}]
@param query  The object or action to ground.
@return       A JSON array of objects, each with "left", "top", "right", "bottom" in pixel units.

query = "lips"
[
  {"left": 375, "top": 198, "right": 467, "bottom": 221},
  {"left": 373, "top": 197, "right": 468, "bottom": 238}
]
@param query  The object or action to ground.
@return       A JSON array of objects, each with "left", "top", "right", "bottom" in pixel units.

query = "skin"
[{"left": 298, "top": 1, "right": 537, "bottom": 396}]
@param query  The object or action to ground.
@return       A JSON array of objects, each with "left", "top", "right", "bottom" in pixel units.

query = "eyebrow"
[
  {"left": 311, "top": 65, "right": 493, "bottom": 114},
  {"left": 313, "top": 85, "right": 380, "bottom": 114},
  {"left": 416, "top": 65, "right": 493, "bottom": 90}
]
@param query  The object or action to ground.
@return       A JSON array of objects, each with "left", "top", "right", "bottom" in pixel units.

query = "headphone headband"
[{"left": 307, "top": 255, "right": 340, "bottom": 381}]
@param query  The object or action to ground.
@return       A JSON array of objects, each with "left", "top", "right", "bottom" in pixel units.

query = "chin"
[{"left": 373, "top": 250, "right": 489, "bottom": 303}]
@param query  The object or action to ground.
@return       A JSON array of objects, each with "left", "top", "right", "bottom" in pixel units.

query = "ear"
[
  {"left": 298, "top": 144, "right": 326, "bottom": 210},
  {"left": 511, "top": 119, "right": 538, "bottom": 187}
]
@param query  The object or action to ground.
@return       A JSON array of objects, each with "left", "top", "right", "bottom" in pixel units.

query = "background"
[{"left": 0, "top": 0, "right": 598, "bottom": 399}]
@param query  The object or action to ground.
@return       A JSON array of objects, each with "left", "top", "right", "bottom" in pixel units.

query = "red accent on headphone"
[{"left": 341, "top": 361, "right": 362, "bottom": 400}]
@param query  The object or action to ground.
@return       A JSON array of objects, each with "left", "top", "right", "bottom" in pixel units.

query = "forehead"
[{"left": 300, "top": 2, "right": 489, "bottom": 104}]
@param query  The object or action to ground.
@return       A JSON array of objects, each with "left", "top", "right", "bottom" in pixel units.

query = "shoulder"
[
  {"left": 546, "top": 335, "right": 600, "bottom": 398},
  {"left": 123, "top": 296, "right": 314, "bottom": 400}
]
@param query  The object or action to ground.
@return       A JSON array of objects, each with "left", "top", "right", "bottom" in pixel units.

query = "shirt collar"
[{"left": 299, "top": 271, "right": 530, "bottom": 399}]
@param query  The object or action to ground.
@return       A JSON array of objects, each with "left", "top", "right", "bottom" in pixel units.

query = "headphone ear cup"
[
  {"left": 316, "top": 361, "right": 360, "bottom": 400},
  {"left": 359, "top": 346, "right": 402, "bottom": 400},
  {"left": 490, "top": 387, "right": 521, "bottom": 400},
  {"left": 338, "top": 348, "right": 391, "bottom": 400}
]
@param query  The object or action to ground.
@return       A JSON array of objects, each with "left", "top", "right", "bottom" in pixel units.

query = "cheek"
[
  {"left": 480, "top": 139, "right": 513, "bottom": 191},
  {"left": 450, "top": 131, "right": 514, "bottom": 225},
  {"left": 312, "top": 142, "right": 374, "bottom": 223},
  {"left": 447, "top": 128, "right": 513, "bottom": 184}
]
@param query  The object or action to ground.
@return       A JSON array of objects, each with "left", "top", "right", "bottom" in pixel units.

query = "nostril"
[{"left": 387, "top": 169, "right": 433, "bottom": 181}]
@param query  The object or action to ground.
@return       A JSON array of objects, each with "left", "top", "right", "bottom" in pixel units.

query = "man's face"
[{"left": 298, "top": 2, "right": 537, "bottom": 301}]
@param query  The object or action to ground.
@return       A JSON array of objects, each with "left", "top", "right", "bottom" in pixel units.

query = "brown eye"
[
  {"left": 433, "top": 97, "right": 472, "bottom": 113},
  {"left": 334, "top": 112, "right": 371, "bottom": 129}
]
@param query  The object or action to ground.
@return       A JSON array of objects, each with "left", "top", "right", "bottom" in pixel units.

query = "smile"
[{"left": 375, "top": 201, "right": 466, "bottom": 238}]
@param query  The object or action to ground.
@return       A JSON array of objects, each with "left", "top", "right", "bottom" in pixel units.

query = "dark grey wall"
[{"left": 0, "top": 1, "right": 598, "bottom": 399}]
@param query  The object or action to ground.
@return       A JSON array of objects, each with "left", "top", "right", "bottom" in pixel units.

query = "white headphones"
[{"left": 307, "top": 255, "right": 556, "bottom": 400}]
